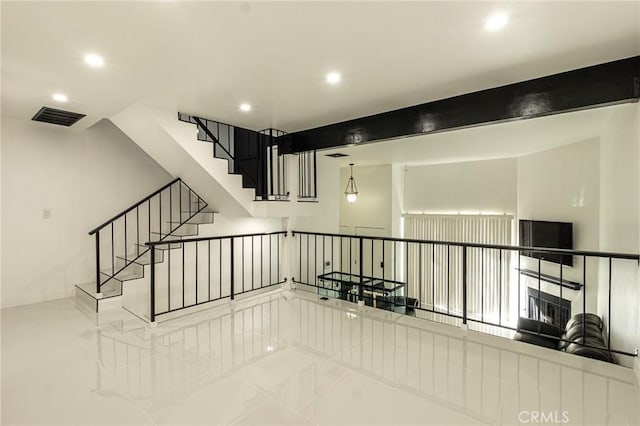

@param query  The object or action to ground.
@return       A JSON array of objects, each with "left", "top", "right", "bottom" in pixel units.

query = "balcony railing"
[
  {"left": 146, "top": 231, "right": 287, "bottom": 322},
  {"left": 290, "top": 230, "right": 640, "bottom": 360}
]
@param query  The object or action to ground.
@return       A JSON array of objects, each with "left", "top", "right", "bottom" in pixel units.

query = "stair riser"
[
  {"left": 181, "top": 212, "right": 215, "bottom": 224},
  {"left": 162, "top": 223, "right": 199, "bottom": 236}
]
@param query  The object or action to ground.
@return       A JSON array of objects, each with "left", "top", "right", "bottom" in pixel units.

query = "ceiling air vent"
[
  {"left": 31, "top": 107, "right": 86, "bottom": 127},
  {"left": 325, "top": 152, "right": 349, "bottom": 158}
]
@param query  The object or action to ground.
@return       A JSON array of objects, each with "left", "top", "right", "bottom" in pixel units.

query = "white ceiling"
[{"left": 2, "top": 1, "right": 639, "bottom": 133}]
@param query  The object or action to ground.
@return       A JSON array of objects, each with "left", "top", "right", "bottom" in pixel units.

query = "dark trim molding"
[{"left": 279, "top": 56, "right": 640, "bottom": 154}]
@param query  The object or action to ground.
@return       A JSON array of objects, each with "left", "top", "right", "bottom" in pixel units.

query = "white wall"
[
  {"left": 1, "top": 116, "right": 173, "bottom": 308},
  {"left": 404, "top": 158, "right": 517, "bottom": 214},
  {"left": 289, "top": 155, "right": 340, "bottom": 234},
  {"left": 597, "top": 103, "right": 640, "bottom": 360},
  {"left": 517, "top": 138, "right": 600, "bottom": 314},
  {"left": 339, "top": 164, "right": 392, "bottom": 236}
]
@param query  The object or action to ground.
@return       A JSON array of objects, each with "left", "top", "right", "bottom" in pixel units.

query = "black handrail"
[
  {"left": 90, "top": 178, "right": 209, "bottom": 293},
  {"left": 89, "top": 178, "right": 181, "bottom": 235},
  {"left": 291, "top": 230, "right": 640, "bottom": 260},
  {"left": 192, "top": 117, "right": 235, "bottom": 160},
  {"left": 146, "top": 231, "right": 287, "bottom": 246}
]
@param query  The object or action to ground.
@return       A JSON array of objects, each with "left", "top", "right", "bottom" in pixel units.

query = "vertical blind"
[{"left": 404, "top": 214, "right": 513, "bottom": 323}]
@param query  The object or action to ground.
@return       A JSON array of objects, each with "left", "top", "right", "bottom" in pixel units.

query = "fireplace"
[{"left": 528, "top": 287, "right": 571, "bottom": 329}]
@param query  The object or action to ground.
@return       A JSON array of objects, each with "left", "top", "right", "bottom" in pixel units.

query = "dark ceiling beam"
[{"left": 278, "top": 56, "right": 640, "bottom": 154}]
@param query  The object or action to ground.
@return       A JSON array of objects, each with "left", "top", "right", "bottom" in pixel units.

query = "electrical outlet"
[{"left": 42, "top": 209, "right": 51, "bottom": 219}]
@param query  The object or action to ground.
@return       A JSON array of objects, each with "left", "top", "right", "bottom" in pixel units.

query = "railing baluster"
[
  {"left": 358, "top": 237, "right": 364, "bottom": 303},
  {"left": 195, "top": 241, "right": 199, "bottom": 305},
  {"left": 269, "top": 234, "right": 272, "bottom": 284},
  {"left": 447, "top": 245, "right": 450, "bottom": 315},
  {"left": 462, "top": 246, "right": 467, "bottom": 325},
  {"left": 150, "top": 247, "right": 156, "bottom": 322},
  {"left": 481, "top": 247, "right": 484, "bottom": 323},
  {"left": 583, "top": 255, "right": 587, "bottom": 341},
  {"left": 95, "top": 232, "right": 101, "bottom": 293},
  {"left": 559, "top": 259, "right": 563, "bottom": 326},
  {"left": 111, "top": 223, "right": 115, "bottom": 276},
  {"left": 299, "top": 233, "right": 302, "bottom": 284},
  {"left": 306, "top": 234, "right": 309, "bottom": 284},
  {"left": 537, "top": 257, "right": 542, "bottom": 333},
  {"left": 136, "top": 207, "right": 139, "bottom": 257},
  {"left": 159, "top": 192, "right": 162, "bottom": 239},
  {"left": 182, "top": 241, "right": 185, "bottom": 309},
  {"left": 432, "top": 244, "right": 435, "bottom": 312},
  {"left": 608, "top": 257, "right": 612, "bottom": 349},
  {"left": 382, "top": 240, "right": 385, "bottom": 281},
  {"left": 419, "top": 243, "right": 423, "bottom": 311},
  {"left": 124, "top": 214, "right": 127, "bottom": 266},
  {"left": 230, "top": 237, "right": 235, "bottom": 299},
  {"left": 499, "top": 249, "right": 502, "bottom": 326},
  {"left": 517, "top": 250, "right": 521, "bottom": 320}
]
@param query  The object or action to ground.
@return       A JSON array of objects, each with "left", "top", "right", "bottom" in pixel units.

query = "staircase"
[
  {"left": 178, "top": 113, "right": 289, "bottom": 201},
  {"left": 75, "top": 178, "right": 215, "bottom": 315}
]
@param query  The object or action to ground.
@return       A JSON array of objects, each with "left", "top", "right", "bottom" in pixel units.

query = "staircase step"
[
  {"left": 152, "top": 241, "right": 184, "bottom": 250},
  {"left": 117, "top": 248, "right": 164, "bottom": 266},
  {"left": 162, "top": 222, "right": 199, "bottom": 236},
  {"left": 132, "top": 245, "right": 169, "bottom": 261},
  {"left": 100, "top": 267, "right": 143, "bottom": 282},
  {"left": 76, "top": 279, "right": 122, "bottom": 299},
  {"left": 150, "top": 231, "right": 197, "bottom": 240},
  {"left": 180, "top": 210, "right": 215, "bottom": 224}
]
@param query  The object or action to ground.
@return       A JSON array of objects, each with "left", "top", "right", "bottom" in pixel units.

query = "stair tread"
[
  {"left": 150, "top": 232, "right": 195, "bottom": 238},
  {"left": 100, "top": 269, "right": 143, "bottom": 281},
  {"left": 76, "top": 280, "right": 122, "bottom": 299}
]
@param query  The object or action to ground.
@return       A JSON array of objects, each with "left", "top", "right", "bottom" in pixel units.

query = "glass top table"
[{"left": 316, "top": 272, "right": 405, "bottom": 305}]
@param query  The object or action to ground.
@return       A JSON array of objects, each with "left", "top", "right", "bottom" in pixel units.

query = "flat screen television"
[{"left": 519, "top": 220, "right": 573, "bottom": 267}]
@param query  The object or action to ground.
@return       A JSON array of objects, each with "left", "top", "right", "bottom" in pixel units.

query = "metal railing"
[
  {"left": 179, "top": 113, "right": 291, "bottom": 201},
  {"left": 297, "top": 150, "right": 317, "bottom": 201},
  {"left": 88, "top": 178, "right": 208, "bottom": 293},
  {"left": 146, "top": 231, "right": 287, "bottom": 322},
  {"left": 291, "top": 230, "right": 640, "bottom": 359},
  {"left": 260, "top": 128, "right": 289, "bottom": 200}
]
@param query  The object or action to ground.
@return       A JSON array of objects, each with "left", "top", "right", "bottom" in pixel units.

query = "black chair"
[{"left": 562, "top": 313, "right": 613, "bottom": 363}]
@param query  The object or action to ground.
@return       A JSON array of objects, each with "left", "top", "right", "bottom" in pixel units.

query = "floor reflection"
[{"left": 87, "top": 289, "right": 638, "bottom": 425}]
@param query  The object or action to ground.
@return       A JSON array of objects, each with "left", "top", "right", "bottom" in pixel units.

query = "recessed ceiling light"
[
  {"left": 485, "top": 12, "right": 508, "bottom": 32},
  {"left": 84, "top": 53, "right": 104, "bottom": 68},
  {"left": 326, "top": 71, "right": 341, "bottom": 85},
  {"left": 239, "top": 103, "right": 252, "bottom": 112},
  {"left": 52, "top": 93, "right": 68, "bottom": 103}
]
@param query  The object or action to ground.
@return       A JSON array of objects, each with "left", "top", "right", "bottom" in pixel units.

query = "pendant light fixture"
[{"left": 344, "top": 163, "right": 358, "bottom": 204}]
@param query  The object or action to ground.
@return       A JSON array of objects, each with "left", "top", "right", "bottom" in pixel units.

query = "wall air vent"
[
  {"left": 325, "top": 152, "right": 349, "bottom": 158},
  {"left": 31, "top": 107, "right": 86, "bottom": 127}
]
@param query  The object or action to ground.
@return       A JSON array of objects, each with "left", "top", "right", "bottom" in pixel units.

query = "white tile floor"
[{"left": 2, "top": 288, "right": 639, "bottom": 425}]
